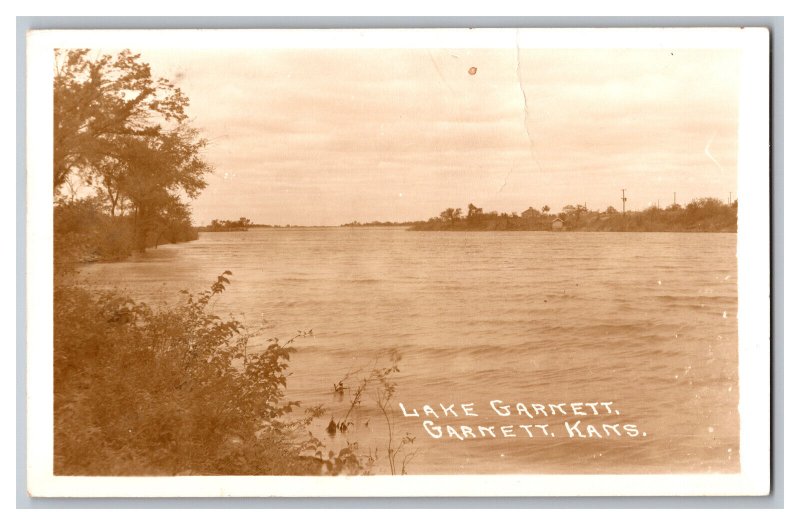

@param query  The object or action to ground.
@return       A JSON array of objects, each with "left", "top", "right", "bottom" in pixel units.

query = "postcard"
[{"left": 26, "top": 27, "right": 771, "bottom": 497}]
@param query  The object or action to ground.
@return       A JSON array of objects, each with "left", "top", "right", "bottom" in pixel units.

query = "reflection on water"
[{"left": 78, "top": 228, "right": 739, "bottom": 474}]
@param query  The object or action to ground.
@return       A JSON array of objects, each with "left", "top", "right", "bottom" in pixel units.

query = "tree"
[
  {"left": 439, "top": 207, "right": 462, "bottom": 224},
  {"left": 541, "top": 205, "right": 550, "bottom": 214},
  {"left": 96, "top": 156, "right": 127, "bottom": 217},
  {"left": 605, "top": 206, "right": 618, "bottom": 214},
  {"left": 114, "top": 125, "right": 209, "bottom": 251},
  {"left": 561, "top": 204, "right": 587, "bottom": 225},
  {"left": 466, "top": 203, "right": 484, "bottom": 227},
  {"left": 152, "top": 195, "right": 196, "bottom": 246},
  {"left": 53, "top": 49, "right": 210, "bottom": 262},
  {"left": 467, "top": 203, "right": 483, "bottom": 218},
  {"left": 574, "top": 203, "right": 587, "bottom": 222},
  {"left": 53, "top": 49, "right": 190, "bottom": 191},
  {"left": 685, "top": 197, "right": 724, "bottom": 218}
]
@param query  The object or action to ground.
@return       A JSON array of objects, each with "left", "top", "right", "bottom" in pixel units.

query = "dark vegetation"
[
  {"left": 51, "top": 49, "right": 410, "bottom": 476},
  {"left": 411, "top": 200, "right": 737, "bottom": 232},
  {"left": 341, "top": 220, "right": 424, "bottom": 228},
  {"left": 54, "top": 195, "right": 198, "bottom": 266},
  {"left": 54, "top": 273, "right": 344, "bottom": 475},
  {"left": 53, "top": 49, "right": 208, "bottom": 267},
  {"left": 198, "top": 217, "right": 252, "bottom": 232},
  {"left": 54, "top": 271, "right": 407, "bottom": 475},
  {"left": 203, "top": 222, "right": 314, "bottom": 229}
]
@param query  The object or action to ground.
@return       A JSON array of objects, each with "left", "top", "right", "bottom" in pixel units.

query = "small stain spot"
[
  {"left": 642, "top": 432, "right": 647, "bottom": 437},
  {"left": 468, "top": 66, "right": 477, "bottom": 75},
  {"left": 708, "top": 426, "right": 714, "bottom": 433}
]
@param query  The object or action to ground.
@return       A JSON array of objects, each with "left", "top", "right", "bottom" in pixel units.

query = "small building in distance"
[{"left": 551, "top": 218, "right": 564, "bottom": 230}]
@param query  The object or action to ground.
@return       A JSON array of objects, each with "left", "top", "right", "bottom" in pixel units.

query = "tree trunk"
[{"left": 133, "top": 205, "right": 148, "bottom": 253}]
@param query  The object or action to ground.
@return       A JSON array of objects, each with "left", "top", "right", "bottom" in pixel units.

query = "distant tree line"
[
  {"left": 341, "top": 220, "right": 424, "bottom": 227},
  {"left": 411, "top": 198, "right": 737, "bottom": 232},
  {"left": 200, "top": 217, "right": 253, "bottom": 232},
  {"left": 53, "top": 49, "right": 210, "bottom": 267}
]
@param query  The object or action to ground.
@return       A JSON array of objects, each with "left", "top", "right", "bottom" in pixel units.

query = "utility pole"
[
  {"left": 621, "top": 189, "right": 627, "bottom": 215},
  {"left": 728, "top": 192, "right": 732, "bottom": 205},
  {"left": 673, "top": 192, "right": 676, "bottom": 206}
]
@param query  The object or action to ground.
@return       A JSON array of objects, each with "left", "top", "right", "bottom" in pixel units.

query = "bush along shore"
[
  {"left": 54, "top": 271, "right": 416, "bottom": 475},
  {"left": 54, "top": 272, "right": 379, "bottom": 475},
  {"left": 411, "top": 199, "right": 737, "bottom": 232},
  {"left": 55, "top": 196, "right": 199, "bottom": 268}
]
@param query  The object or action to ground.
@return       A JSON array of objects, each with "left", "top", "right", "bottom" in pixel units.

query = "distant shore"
[
  {"left": 408, "top": 199, "right": 737, "bottom": 233},
  {"left": 197, "top": 198, "right": 737, "bottom": 234}
]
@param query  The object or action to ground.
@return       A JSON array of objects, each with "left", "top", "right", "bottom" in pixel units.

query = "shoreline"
[{"left": 202, "top": 225, "right": 737, "bottom": 233}]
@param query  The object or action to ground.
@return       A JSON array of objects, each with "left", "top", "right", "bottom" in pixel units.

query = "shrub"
[
  {"left": 54, "top": 272, "right": 343, "bottom": 475},
  {"left": 54, "top": 197, "right": 200, "bottom": 271}
]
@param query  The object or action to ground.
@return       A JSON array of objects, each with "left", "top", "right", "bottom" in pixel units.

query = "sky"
[{"left": 137, "top": 46, "right": 740, "bottom": 226}]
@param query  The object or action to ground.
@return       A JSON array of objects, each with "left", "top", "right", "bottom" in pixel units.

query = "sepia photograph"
[{"left": 26, "top": 27, "right": 771, "bottom": 497}]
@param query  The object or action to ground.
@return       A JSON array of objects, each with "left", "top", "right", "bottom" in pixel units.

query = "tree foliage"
[
  {"left": 111, "top": 126, "right": 209, "bottom": 250},
  {"left": 53, "top": 49, "right": 190, "bottom": 189},
  {"left": 439, "top": 207, "right": 462, "bottom": 223},
  {"left": 202, "top": 217, "right": 253, "bottom": 232},
  {"left": 53, "top": 48, "right": 211, "bottom": 257},
  {"left": 412, "top": 199, "right": 737, "bottom": 232}
]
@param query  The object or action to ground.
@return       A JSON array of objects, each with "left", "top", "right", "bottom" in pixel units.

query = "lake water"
[{"left": 77, "top": 228, "right": 739, "bottom": 475}]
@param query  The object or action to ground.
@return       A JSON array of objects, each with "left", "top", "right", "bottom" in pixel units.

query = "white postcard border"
[{"left": 26, "top": 27, "right": 771, "bottom": 497}]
